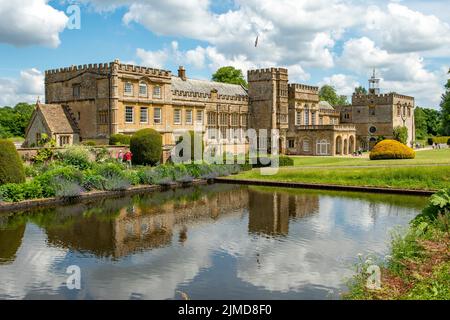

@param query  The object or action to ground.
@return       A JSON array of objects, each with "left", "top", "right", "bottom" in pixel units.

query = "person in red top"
[{"left": 124, "top": 151, "right": 133, "bottom": 169}]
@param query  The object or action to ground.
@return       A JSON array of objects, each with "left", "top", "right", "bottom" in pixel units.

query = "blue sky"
[{"left": 0, "top": 0, "right": 449, "bottom": 108}]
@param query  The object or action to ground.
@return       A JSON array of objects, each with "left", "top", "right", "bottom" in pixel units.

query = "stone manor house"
[{"left": 24, "top": 60, "right": 415, "bottom": 158}]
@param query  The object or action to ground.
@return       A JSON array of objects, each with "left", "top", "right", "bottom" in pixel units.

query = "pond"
[{"left": 0, "top": 184, "right": 428, "bottom": 300}]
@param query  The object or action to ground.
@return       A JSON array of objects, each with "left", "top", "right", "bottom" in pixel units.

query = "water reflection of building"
[
  {"left": 0, "top": 225, "right": 25, "bottom": 264},
  {"left": 44, "top": 185, "right": 249, "bottom": 258},
  {"left": 248, "top": 189, "right": 319, "bottom": 236}
]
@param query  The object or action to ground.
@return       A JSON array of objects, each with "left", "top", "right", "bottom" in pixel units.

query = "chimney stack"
[{"left": 178, "top": 66, "right": 186, "bottom": 81}]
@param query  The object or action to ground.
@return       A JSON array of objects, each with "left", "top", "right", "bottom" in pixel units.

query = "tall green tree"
[
  {"left": 440, "top": 70, "right": 450, "bottom": 136},
  {"left": 414, "top": 107, "right": 428, "bottom": 139},
  {"left": 319, "top": 85, "right": 348, "bottom": 106},
  {"left": 212, "top": 66, "right": 248, "bottom": 88},
  {"left": 393, "top": 126, "right": 409, "bottom": 145},
  {"left": 354, "top": 86, "right": 367, "bottom": 94},
  {"left": 0, "top": 103, "right": 34, "bottom": 138}
]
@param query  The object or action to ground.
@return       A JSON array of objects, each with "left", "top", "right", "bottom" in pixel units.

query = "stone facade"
[
  {"left": 337, "top": 93, "right": 415, "bottom": 149},
  {"left": 24, "top": 103, "right": 80, "bottom": 147},
  {"left": 37, "top": 61, "right": 415, "bottom": 157}
]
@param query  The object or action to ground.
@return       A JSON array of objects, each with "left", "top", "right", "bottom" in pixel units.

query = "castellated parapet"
[
  {"left": 45, "top": 61, "right": 172, "bottom": 83},
  {"left": 171, "top": 90, "right": 248, "bottom": 102},
  {"left": 247, "top": 68, "right": 289, "bottom": 81},
  {"left": 352, "top": 92, "right": 414, "bottom": 106}
]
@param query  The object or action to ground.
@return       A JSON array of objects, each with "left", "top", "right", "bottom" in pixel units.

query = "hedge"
[
  {"left": 130, "top": 129, "right": 162, "bottom": 165},
  {"left": 109, "top": 134, "right": 131, "bottom": 146},
  {"left": 0, "top": 139, "right": 26, "bottom": 185},
  {"left": 370, "top": 139, "right": 415, "bottom": 160},
  {"left": 428, "top": 136, "right": 450, "bottom": 145}
]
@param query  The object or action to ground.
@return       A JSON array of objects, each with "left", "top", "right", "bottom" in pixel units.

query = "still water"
[{"left": 0, "top": 184, "right": 428, "bottom": 300}]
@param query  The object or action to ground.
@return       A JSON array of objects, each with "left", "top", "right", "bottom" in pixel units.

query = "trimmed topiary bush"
[
  {"left": 0, "top": 139, "right": 26, "bottom": 185},
  {"left": 130, "top": 129, "right": 162, "bottom": 166},
  {"left": 109, "top": 134, "right": 131, "bottom": 146},
  {"left": 370, "top": 139, "right": 416, "bottom": 160}
]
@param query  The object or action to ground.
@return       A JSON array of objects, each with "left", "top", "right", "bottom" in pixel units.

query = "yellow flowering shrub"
[{"left": 370, "top": 139, "right": 416, "bottom": 160}]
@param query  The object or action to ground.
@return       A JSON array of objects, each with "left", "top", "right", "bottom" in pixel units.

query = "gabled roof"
[
  {"left": 171, "top": 76, "right": 248, "bottom": 96},
  {"left": 37, "top": 103, "right": 79, "bottom": 134}
]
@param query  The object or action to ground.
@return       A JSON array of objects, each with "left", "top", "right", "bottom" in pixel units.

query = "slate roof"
[
  {"left": 318, "top": 101, "right": 335, "bottom": 110},
  {"left": 171, "top": 76, "right": 248, "bottom": 96},
  {"left": 38, "top": 103, "right": 79, "bottom": 133}
]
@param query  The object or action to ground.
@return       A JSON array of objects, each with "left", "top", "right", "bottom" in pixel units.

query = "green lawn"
[
  {"left": 230, "top": 165, "right": 450, "bottom": 190},
  {"left": 291, "top": 149, "right": 450, "bottom": 167}
]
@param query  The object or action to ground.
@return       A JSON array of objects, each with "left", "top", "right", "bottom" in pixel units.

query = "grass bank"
[
  {"left": 229, "top": 165, "right": 450, "bottom": 191},
  {"left": 344, "top": 189, "right": 450, "bottom": 300},
  {"left": 291, "top": 149, "right": 450, "bottom": 167}
]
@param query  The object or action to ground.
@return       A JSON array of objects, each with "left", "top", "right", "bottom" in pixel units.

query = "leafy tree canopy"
[
  {"left": 354, "top": 86, "right": 367, "bottom": 94},
  {"left": 319, "top": 85, "right": 348, "bottom": 106},
  {"left": 0, "top": 102, "right": 35, "bottom": 138},
  {"left": 415, "top": 106, "right": 442, "bottom": 139},
  {"left": 440, "top": 70, "right": 450, "bottom": 136},
  {"left": 212, "top": 66, "right": 248, "bottom": 88}
]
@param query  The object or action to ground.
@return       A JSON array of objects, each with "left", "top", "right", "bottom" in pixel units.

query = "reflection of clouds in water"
[
  {"left": 83, "top": 219, "right": 244, "bottom": 300},
  {"left": 0, "top": 224, "right": 68, "bottom": 299},
  {"left": 0, "top": 192, "right": 419, "bottom": 299}
]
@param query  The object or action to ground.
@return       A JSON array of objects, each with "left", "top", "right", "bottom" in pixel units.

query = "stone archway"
[
  {"left": 335, "top": 136, "right": 342, "bottom": 155},
  {"left": 349, "top": 136, "right": 355, "bottom": 154}
]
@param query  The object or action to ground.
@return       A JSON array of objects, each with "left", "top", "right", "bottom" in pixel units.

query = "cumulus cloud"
[
  {"left": 0, "top": 69, "right": 44, "bottom": 106},
  {"left": 319, "top": 74, "right": 360, "bottom": 96},
  {"left": 366, "top": 3, "right": 450, "bottom": 53},
  {"left": 0, "top": 0, "right": 68, "bottom": 47},
  {"left": 339, "top": 36, "right": 447, "bottom": 106}
]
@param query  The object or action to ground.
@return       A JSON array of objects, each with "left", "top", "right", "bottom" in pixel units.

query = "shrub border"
[{"left": 0, "top": 179, "right": 207, "bottom": 213}]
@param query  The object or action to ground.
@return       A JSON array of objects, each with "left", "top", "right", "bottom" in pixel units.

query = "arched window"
[
  {"left": 316, "top": 139, "right": 330, "bottom": 155},
  {"left": 139, "top": 81, "right": 147, "bottom": 97},
  {"left": 303, "top": 139, "right": 311, "bottom": 152}
]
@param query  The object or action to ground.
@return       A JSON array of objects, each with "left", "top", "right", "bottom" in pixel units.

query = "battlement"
[
  {"left": 116, "top": 62, "right": 171, "bottom": 77},
  {"left": 45, "top": 63, "right": 111, "bottom": 75},
  {"left": 248, "top": 67, "right": 288, "bottom": 75},
  {"left": 45, "top": 61, "right": 172, "bottom": 78},
  {"left": 352, "top": 92, "right": 414, "bottom": 106},
  {"left": 288, "top": 83, "right": 319, "bottom": 93},
  {"left": 247, "top": 67, "right": 288, "bottom": 81},
  {"left": 172, "top": 90, "right": 248, "bottom": 102}
]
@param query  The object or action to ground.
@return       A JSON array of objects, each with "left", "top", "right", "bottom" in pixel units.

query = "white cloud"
[
  {"left": 366, "top": 3, "right": 450, "bottom": 53},
  {"left": 320, "top": 74, "right": 360, "bottom": 96},
  {"left": 116, "top": 0, "right": 364, "bottom": 70},
  {"left": 339, "top": 37, "right": 447, "bottom": 106},
  {"left": 0, "top": 0, "right": 68, "bottom": 47},
  {"left": 0, "top": 69, "right": 44, "bottom": 106}
]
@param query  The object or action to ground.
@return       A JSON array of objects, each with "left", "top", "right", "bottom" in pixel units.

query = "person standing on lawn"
[
  {"left": 117, "top": 150, "right": 124, "bottom": 163},
  {"left": 124, "top": 151, "right": 133, "bottom": 169}
]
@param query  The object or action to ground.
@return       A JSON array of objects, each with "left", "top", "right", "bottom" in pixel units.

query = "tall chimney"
[{"left": 178, "top": 66, "right": 186, "bottom": 81}]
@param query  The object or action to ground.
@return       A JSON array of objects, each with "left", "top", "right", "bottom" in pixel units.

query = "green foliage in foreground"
[
  {"left": 231, "top": 165, "right": 450, "bottom": 191},
  {"left": 130, "top": 129, "right": 162, "bottom": 166},
  {"left": 345, "top": 188, "right": 450, "bottom": 300},
  {"left": 0, "top": 139, "right": 26, "bottom": 185},
  {"left": 109, "top": 133, "right": 131, "bottom": 146},
  {"left": 0, "top": 158, "right": 251, "bottom": 202}
]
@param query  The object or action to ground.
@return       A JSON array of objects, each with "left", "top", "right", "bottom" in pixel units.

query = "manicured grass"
[
  {"left": 291, "top": 149, "right": 450, "bottom": 167},
  {"left": 230, "top": 165, "right": 450, "bottom": 190}
]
